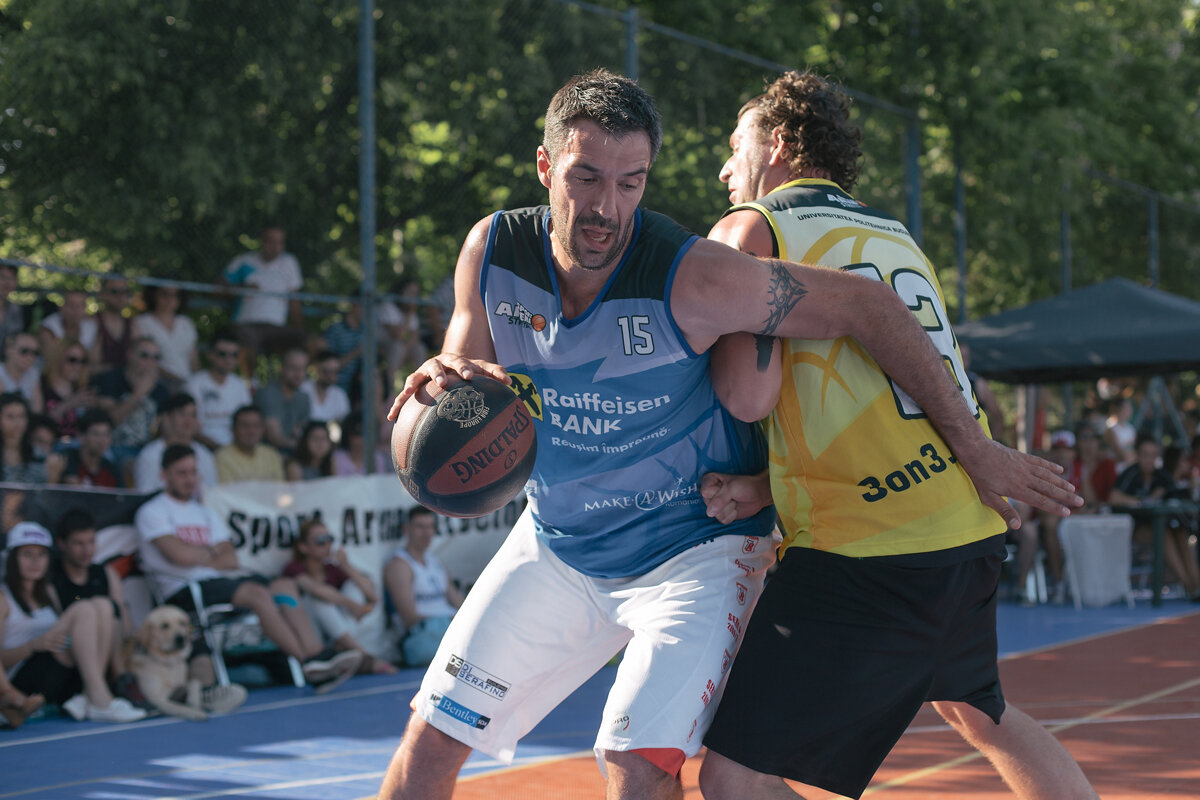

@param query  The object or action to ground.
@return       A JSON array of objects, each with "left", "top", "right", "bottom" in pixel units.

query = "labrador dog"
[{"left": 129, "top": 606, "right": 245, "bottom": 721}]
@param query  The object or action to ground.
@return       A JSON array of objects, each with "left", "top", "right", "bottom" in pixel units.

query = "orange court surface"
[{"left": 2, "top": 603, "right": 1198, "bottom": 799}]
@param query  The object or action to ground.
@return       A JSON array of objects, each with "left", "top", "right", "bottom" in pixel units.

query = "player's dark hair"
[
  {"left": 544, "top": 69, "right": 662, "bottom": 167},
  {"left": 742, "top": 71, "right": 862, "bottom": 192}
]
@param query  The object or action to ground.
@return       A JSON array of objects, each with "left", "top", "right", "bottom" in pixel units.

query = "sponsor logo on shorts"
[
  {"left": 686, "top": 718, "right": 697, "bottom": 743},
  {"left": 701, "top": 678, "right": 717, "bottom": 707},
  {"left": 445, "top": 654, "right": 510, "bottom": 700},
  {"left": 430, "top": 691, "right": 491, "bottom": 730},
  {"left": 610, "top": 714, "right": 630, "bottom": 731},
  {"left": 726, "top": 612, "right": 742, "bottom": 640},
  {"left": 733, "top": 558, "right": 755, "bottom": 576},
  {"left": 735, "top": 582, "right": 747, "bottom": 606},
  {"left": 493, "top": 300, "right": 546, "bottom": 332},
  {"left": 742, "top": 537, "right": 757, "bottom": 554},
  {"left": 721, "top": 648, "right": 732, "bottom": 673}
]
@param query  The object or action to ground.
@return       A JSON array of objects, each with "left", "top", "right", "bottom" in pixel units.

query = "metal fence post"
[
  {"left": 359, "top": 0, "right": 378, "bottom": 471},
  {"left": 625, "top": 7, "right": 638, "bottom": 81}
]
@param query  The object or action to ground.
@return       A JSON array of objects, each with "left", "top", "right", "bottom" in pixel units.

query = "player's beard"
[{"left": 551, "top": 206, "right": 634, "bottom": 273}]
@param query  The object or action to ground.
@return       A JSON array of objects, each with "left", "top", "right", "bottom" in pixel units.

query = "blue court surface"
[{"left": 1, "top": 598, "right": 1195, "bottom": 800}]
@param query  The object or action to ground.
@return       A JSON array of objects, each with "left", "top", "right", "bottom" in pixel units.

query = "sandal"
[{"left": 1, "top": 690, "right": 45, "bottom": 730}]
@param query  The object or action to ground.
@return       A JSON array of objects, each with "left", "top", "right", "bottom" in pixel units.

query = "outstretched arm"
[
  {"left": 673, "top": 240, "right": 1082, "bottom": 527},
  {"left": 387, "top": 216, "right": 508, "bottom": 421}
]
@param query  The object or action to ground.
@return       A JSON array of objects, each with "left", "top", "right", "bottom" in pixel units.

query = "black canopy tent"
[{"left": 954, "top": 278, "right": 1200, "bottom": 385}]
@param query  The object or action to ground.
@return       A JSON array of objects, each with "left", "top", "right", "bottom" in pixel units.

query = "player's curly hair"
[
  {"left": 743, "top": 71, "right": 863, "bottom": 192},
  {"left": 544, "top": 69, "right": 662, "bottom": 167}
]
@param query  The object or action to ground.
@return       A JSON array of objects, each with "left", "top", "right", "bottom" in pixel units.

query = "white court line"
[
  {"left": 0, "top": 679, "right": 420, "bottom": 750},
  {"left": 999, "top": 608, "right": 1200, "bottom": 661},
  {"left": 154, "top": 770, "right": 387, "bottom": 800},
  {"left": 904, "top": 709, "right": 1200, "bottom": 734}
]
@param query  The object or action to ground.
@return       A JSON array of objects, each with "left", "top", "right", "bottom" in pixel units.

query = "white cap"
[{"left": 5, "top": 521, "right": 52, "bottom": 551}]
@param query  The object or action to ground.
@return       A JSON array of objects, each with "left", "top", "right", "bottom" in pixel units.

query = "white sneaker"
[
  {"left": 310, "top": 650, "right": 362, "bottom": 695},
  {"left": 86, "top": 697, "right": 148, "bottom": 723},
  {"left": 62, "top": 694, "right": 88, "bottom": 721}
]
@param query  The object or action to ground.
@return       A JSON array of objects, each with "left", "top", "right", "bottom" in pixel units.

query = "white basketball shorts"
[{"left": 408, "top": 505, "right": 774, "bottom": 766}]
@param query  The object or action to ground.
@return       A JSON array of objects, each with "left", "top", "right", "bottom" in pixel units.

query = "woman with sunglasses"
[
  {"left": 0, "top": 333, "right": 44, "bottom": 414},
  {"left": 281, "top": 519, "right": 397, "bottom": 674},
  {"left": 134, "top": 284, "right": 197, "bottom": 391},
  {"left": 0, "top": 393, "right": 64, "bottom": 484},
  {"left": 40, "top": 338, "right": 96, "bottom": 440}
]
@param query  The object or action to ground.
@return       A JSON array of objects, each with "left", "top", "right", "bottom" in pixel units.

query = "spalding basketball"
[{"left": 391, "top": 375, "right": 537, "bottom": 518}]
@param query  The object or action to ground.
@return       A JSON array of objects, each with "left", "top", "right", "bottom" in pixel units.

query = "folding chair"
[
  {"left": 1058, "top": 514, "right": 1136, "bottom": 609},
  {"left": 147, "top": 573, "right": 305, "bottom": 687}
]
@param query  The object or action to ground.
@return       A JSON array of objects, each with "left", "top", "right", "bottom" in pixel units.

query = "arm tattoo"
[
  {"left": 759, "top": 259, "right": 807, "bottom": 335},
  {"left": 754, "top": 335, "right": 774, "bottom": 372}
]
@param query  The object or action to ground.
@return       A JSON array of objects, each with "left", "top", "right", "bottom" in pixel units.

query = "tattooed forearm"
[
  {"left": 759, "top": 259, "right": 807, "bottom": 335},
  {"left": 754, "top": 335, "right": 774, "bottom": 372}
]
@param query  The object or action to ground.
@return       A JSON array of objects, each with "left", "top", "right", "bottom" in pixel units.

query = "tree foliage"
[{"left": 1, "top": 0, "right": 1196, "bottom": 318}]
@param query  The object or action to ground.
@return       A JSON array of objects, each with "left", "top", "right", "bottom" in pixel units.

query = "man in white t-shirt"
[
  {"left": 300, "top": 350, "right": 351, "bottom": 424},
  {"left": 136, "top": 444, "right": 361, "bottom": 692},
  {"left": 186, "top": 329, "right": 252, "bottom": 450},
  {"left": 37, "top": 289, "right": 99, "bottom": 356},
  {"left": 222, "top": 226, "right": 305, "bottom": 364},
  {"left": 133, "top": 392, "right": 218, "bottom": 493}
]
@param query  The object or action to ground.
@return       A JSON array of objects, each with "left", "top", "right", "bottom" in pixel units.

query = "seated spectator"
[
  {"left": 1104, "top": 396, "right": 1138, "bottom": 471},
  {"left": 254, "top": 347, "right": 311, "bottom": 455},
  {"left": 0, "top": 332, "right": 44, "bottom": 413},
  {"left": 60, "top": 409, "right": 123, "bottom": 488},
  {"left": 134, "top": 285, "right": 197, "bottom": 391},
  {"left": 377, "top": 278, "right": 428, "bottom": 382},
  {"left": 383, "top": 506, "right": 462, "bottom": 666},
  {"left": 332, "top": 415, "right": 389, "bottom": 476},
  {"left": 91, "top": 276, "right": 135, "bottom": 373},
  {"left": 301, "top": 351, "right": 351, "bottom": 424},
  {"left": 0, "top": 658, "right": 44, "bottom": 729},
  {"left": 0, "top": 393, "right": 64, "bottom": 484},
  {"left": 40, "top": 337, "right": 96, "bottom": 440},
  {"left": 286, "top": 421, "right": 334, "bottom": 481},
  {"left": 49, "top": 509, "right": 134, "bottom": 684},
  {"left": 0, "top": 263, "right": 28, "bottom": 357},
  {"left": 1011, "top": 431, "right": 1076, "bottom": 604},
  {"left": 133, "top": 393, "right": 218, "bottom": 494},
  {"left": 323, "top": 302, "right": 364, "bottom": 394},
  {"left": 90, "top": 335, "right": 171, "bottom": 467},
  {"left": 28, "top": 414, "right": 58, "bottom": 458},
  {"left": 1111, "top": 435, "right": 1200, "bottom": 600},
  {"left": 186, "top": 329, "right": 252, "bottom": 451},
  {"left": 281, "top": 519, "right": 397, "bottom": 674},
  {"left": 136, "top": 445, "right": 360, "bottom": 691},
  {"left": 0, "top": 521, "right": 146, "bottom": 722},
  {"left": 37, "top": 289, "right": 98, "bottom": 359},
  {"left": 215, "top": 406, "right": 284, "bottom": 483},
  {"left": 222, "top": 225, "right": 305, "bottom": 371},
  {"left": 1074, "top": 424, "right": 1118, "bottom": 512}
]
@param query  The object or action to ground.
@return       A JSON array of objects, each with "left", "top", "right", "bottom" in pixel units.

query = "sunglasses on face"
[
  {"left": 214, "top": 349, "right": 240, "bottom": 358},
  {"left": 311, "top": 535, "right": 334, "bottom": 545},
  {"left": 65, "top": 356, "right": 85, "bottom": 365},
  {"left": 137, "top": 351, "right": 162, "bottom": 361},
  {"left": 17, "top": 347, "right": 38, "bottom": 357}
]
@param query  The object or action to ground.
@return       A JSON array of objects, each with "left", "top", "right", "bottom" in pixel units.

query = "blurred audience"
[
  {"left": 133, "top": 392, "right": 217, "bottom": 494},
  {"left": 40, "top": 337, "right": 95, "bottom": 440},
  {"left": 377, "top": 279, "right": 428, "bottom": 381},
  {"left": 134, "top": 285, "right": 197, "bottom": 391},
  {"left": 0, "top": 264, "right": 28, "bottom": 356},
  {"left": 255, "top": 347, "right": 311, "bottom": 455},
  {"left": 0, "top": 521, "right": 145, "bottom": 723},
  {"left": 90, "top": 336, "right": 170, "bottom": 468},
  {"left": 1111, "top": 434, "right": 1200, "bottom": 600},
  {"left": 286, "top": 421, "right": 334, "bottom": 481},
  {"left": 332, "top": 415, "right": 388, "bottom": 477},
  {"left": 383, "top": 506, "right": 462, "bottom": 666},
  {"left": 60, "top": 409, "right": 123, "bottom": 488},
  {"left": 1104, "top": 397, "right": 1138, "bottom": 471},
  {"left": 281, "top": 518, "right": 396, "bottom": 674},
  {"left": 37, "top": 290, "right": 97, "bottom": 359},
  {"left": 91, "top": 277, "right": 135, "bottom": 373},
  {"left": 0, "top": 332, "right": 44, "bottom": 413},
  {"left": 215, "top": 406, "right": 284, "bottom": 483},
  {"left": 222, "top": 226, "right": 305, "bottom": 371},
  {"left": 302, "top": 351, "right": 350, "bottom": 424},
  {"left": 324, "top": 302, "right": 364, "bottom": 394},
  {"left": 186, "top": 329, "right": 252, "bottom": 452},
  {"left": 0, "top": 393, "right": 63, "bottom": 484}
]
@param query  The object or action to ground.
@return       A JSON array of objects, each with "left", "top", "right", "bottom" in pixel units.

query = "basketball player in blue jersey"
[
  {"left": 696, "top": 72, "right": 1097, "bottom": 799},
  {"left": 378, "top": 70, "right": 1080, "bottom": 800}
]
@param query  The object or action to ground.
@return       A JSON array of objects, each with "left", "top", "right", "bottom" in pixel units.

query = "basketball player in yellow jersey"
[{"left": 697, "top": 72, "right": 1098, "bottom": 800}]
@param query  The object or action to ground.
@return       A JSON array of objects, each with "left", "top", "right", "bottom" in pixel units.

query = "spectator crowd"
[{"left": 0, "top": 229, "right": 464, "bottom": 727}]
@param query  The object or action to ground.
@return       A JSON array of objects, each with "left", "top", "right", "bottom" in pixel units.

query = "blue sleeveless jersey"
[{"left": 481, "top": 206, "right": 774, "bottom": 578}]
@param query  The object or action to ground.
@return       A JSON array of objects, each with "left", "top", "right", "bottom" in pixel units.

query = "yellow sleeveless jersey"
[{"left": 731, "top": 179, "right": 1003, "bottom": 557}]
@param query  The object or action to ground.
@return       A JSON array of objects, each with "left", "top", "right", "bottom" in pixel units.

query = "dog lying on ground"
[{"left": 129, "top": 605, "right": 246, "bottom": 721}]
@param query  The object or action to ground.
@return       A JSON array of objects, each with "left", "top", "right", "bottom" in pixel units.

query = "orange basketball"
[{"left": 391, "top": 375, "right": 536, "bottom": 518}]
